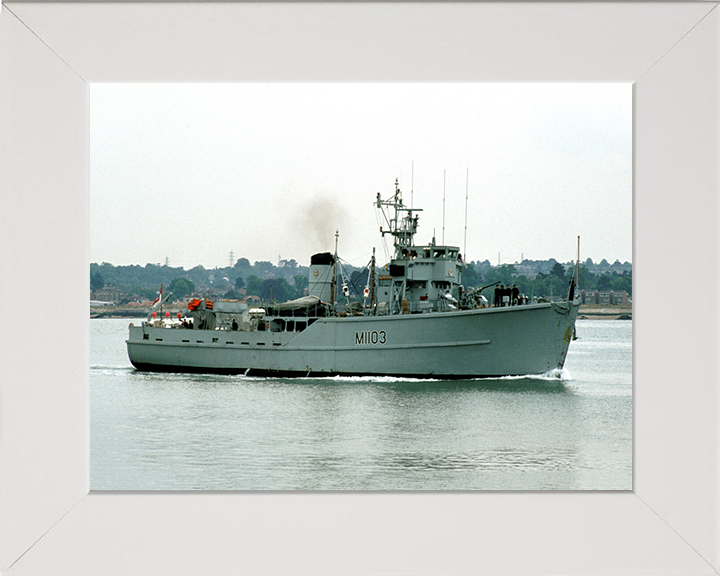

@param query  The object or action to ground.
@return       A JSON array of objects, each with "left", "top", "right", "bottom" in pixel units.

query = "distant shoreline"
[{"left": 90, "top": 303, "right": 632, "bottom": 320}]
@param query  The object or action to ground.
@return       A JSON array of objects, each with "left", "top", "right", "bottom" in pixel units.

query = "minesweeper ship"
[{"left": 127, "top": 180, "right": 580, "bottom": 378}]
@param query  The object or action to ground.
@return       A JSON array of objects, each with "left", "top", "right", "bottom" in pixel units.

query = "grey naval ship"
[{"left": 127, "top": 180, "right": 580, "bottom": 378}]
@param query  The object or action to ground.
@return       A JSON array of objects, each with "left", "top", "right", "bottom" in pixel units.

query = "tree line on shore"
[{"left": 91, "top": 256, "right": 631, "bottom": 305}]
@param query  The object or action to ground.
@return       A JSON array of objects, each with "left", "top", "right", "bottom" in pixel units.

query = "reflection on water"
[{"left": 91, "top": 319, "right": 631, "bottom": 490}]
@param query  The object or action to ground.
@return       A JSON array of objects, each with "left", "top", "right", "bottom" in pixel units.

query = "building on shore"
[
  {"left": 581, "top": 289, "right": 629, "bottom": 305},
  {"left": 91, "top": 285, "right": 124, "bottom": 304}
]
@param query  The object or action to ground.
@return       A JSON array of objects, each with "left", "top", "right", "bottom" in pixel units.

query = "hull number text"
[{"left": 355, "top": 330, "right": 387, "bottom": 345}]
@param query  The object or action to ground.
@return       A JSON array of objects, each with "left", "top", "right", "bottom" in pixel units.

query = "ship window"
[
  {"left": 155, "top": 338, "right": 163, "bottom": 341},
  {"left": 241, "top": 342, "right": 250, "bottom": 345},
  {"left": 212, "top": 337, "right": 219, "bottom": 343},
  {"left": 286, "top": 320, "right": 295, "bottom": 332},
  {"left": 143, "top": 334, "right": 149, "bottom": 340},
  {"left": 182, "top": 339, "right": 190, "bottom": 343},
  {"left": 433, "top": 249, "right": 446, "bottom": 258},
  {"left": 226, "top": 341, "right": 234, "bottom": 345},
  {"left": 295, "top": 321, "right": 307, "bottom": 332}
]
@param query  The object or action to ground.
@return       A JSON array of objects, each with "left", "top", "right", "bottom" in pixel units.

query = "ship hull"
[{"left": 126, "top": 300, "right": 580, "bottom": 379}]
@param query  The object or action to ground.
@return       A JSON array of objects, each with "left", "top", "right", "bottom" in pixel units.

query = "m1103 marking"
[{"left": 355, "top": 330, "right": 387, "bottom": 345}]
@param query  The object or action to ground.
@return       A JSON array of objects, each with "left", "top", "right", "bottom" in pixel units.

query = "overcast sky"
[{"left": 90, "top": 83, "right": 631, "bottom": 270}]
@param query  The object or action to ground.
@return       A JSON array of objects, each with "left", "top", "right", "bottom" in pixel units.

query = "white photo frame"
[{"left": 1, "top": 2, "right": 718, "bottom": 574}]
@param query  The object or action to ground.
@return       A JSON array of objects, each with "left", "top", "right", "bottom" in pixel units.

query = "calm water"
[{"left": 90, "top": 318, "right": 632, "bottom": 490}]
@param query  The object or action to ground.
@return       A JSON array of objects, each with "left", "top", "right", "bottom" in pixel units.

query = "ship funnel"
[{"left": 308, "top": 252, "right": 335, "bottom": 303}]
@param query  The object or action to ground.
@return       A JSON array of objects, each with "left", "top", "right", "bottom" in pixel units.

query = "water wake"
[
  {"left": 234, "top": 371, "right": 573, "bottom": 385},
  {"left": 90, "top": 364, "right": 135, "bottom": 374},
  {"left": 322, "top": 375, "right": 438, "bottom": 384},
  {"left": 491, "top": 367, "right": 572, "bottom": 382}
]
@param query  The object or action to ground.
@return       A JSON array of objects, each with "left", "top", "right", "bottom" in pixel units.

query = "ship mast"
[
  {"left": 376, "top": 179, "right": 423, "bottom": 258},
  {"left": 576, "top": 235, "right": 581, "bottom": 290},
  {"left": 331, "top": 229, "right": 339, "bottom": 312},
  {"left": 370, "top": 247, "right": 376, "bottom": 315}
]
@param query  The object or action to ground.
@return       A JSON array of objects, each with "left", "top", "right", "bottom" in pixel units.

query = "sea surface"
[{"left": 91, "top": 318, "right": 632, "bottom": 490}]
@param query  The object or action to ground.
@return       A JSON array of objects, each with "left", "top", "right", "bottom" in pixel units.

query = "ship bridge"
[{"left": 379, "top": 238, "right": 464, "bottom": 315}]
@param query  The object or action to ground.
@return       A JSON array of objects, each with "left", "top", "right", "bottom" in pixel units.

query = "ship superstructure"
[{"left": 127, "top": 179, "right": 580, "bottom": 378}]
